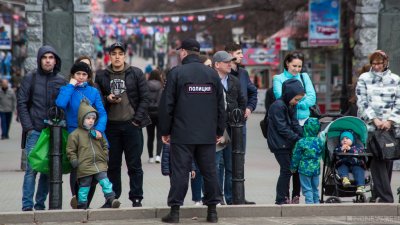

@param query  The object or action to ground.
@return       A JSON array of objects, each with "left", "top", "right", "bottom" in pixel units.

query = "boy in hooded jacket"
[
  {"left": 66, "top": 101, "right": 120, "bottom": 209},
  {"left": 290, "top": 118, "right": 324, "bottom": 204},
  {"left": 267, "top": 79, "right": 304, "bottom": 205}
]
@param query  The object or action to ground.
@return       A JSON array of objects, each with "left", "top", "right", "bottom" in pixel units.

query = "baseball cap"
[
  {"left": 109, "top": 42, "right": 126, "bottom": 53},
  {"left": 176, "top": 38, "right": 200, "bottom": 52},
  {"left": 212, "top": 51, "right": 236, "bottom": 63}
]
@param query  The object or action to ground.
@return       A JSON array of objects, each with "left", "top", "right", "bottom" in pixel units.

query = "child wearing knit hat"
[{"left": 335, "top": 130, "right": 366, "bottom": 194}]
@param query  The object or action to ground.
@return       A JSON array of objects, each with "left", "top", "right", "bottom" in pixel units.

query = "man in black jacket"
[
  {"left": 95, "top": 42, "right": 150, "bottom": 207},
  {"left": 17, "top": 45, "right": 66, "bottom": 211},
  {"left": 212, "top": 51, "right": 245, "bottom": 205},
  {"left": 159, "top": 38, "right": 226, "bottom": 223}
]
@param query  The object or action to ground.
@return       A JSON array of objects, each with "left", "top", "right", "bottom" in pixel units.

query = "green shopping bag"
[{"left": 28, "top": 128, "right": 72, "bottom": 174}]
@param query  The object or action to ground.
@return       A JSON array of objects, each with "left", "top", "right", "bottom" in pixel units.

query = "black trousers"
[
  {"left": 274, "top": 153, "right": 292, "bottom": 204},
  {"left": 106, "top": 122, "right": 144, "bottom": 202},
  {"left": 167, "top": 143, "right": 220, "bottom": 206},
  {"left": 146, "top": 115, "right": 162, "bottom": 158},
  {"left": 368, "top": 133, "right": 394, "bottom": 203}
]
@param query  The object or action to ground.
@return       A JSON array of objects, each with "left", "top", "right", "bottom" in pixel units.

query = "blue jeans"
[
  {"left": 337, "top": 164, "right": 365, "bottom": 186},
  {"left": 190, "top": 163, "right": 203, "bottom": 202},
  {"left": 299, "top": 174, "right": 319, "bottom": 204},
  {"left": 22, "top": 130, "right": 49, "bottom": 210},
  {"left": 215, "top": 144, "right": 232, "bottom": 205}
]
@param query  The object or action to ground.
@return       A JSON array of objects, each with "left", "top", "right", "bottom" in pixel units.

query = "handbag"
[
  {"left": 28, "top": 128, "right": 72, "bottom": 174},
  {"left": 299, "top": 73, "right": 321, "bottom": 118},
  {"left": 370, "top": 129, "right": 400, "bottom": 160},
  {"left": 260, "top": 118, "right": 268, "bottom": 139}
]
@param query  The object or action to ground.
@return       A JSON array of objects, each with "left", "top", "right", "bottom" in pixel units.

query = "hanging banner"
[
  {"left": 308, "top": 0, "right": 340, "bottom": 46},
  {"left": 0, "top": 15, "right": 12, "bottom": 50},
  {"left": 241, "top": 48, "right": 279, "bottom": 67}
]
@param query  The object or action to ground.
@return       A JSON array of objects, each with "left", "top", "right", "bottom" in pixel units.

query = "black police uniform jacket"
[
  {"left": 159, "top": 54, "right": 226, "bottom": 144},
  {"left": 267, "top": 79, "right": 303, "bottom": 153}
]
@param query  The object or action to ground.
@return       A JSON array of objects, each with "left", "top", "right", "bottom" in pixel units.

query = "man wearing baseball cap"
[
  {"left": 159, "top": 39, "right": 225, "bottom": 223},
  {"left": 95, "top": 42, "right": 151, "bottom": 208},
  {"left": 212, "top": 51, "right": 245, "bottom": 206}
]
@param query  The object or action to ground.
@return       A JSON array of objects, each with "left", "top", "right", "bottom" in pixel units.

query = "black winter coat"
[
  {"left": 147, "top": 79, "right": 163, "bottom": 117},
  {"left": 95, "top": 64, "right": 151, "bottom": 127},
  {"left": 225, "top": 74, "right": 246, "bottom": 123},
  {"left": 267, "top": 79, "right": 303, "bottom": 153},
  {"left": 17, "top": 45, "right": 67, "bottom": 133},
  {"left": 159, "top": 54, "right": 226, "bottom": 144}
]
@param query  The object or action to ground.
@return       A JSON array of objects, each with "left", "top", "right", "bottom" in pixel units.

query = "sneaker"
[
  {"left": 148, "top": 158, "right": 154, "bottom": 163},
  {"left": 111, "top": 199, "right": 121, "bottom": 208},
  {"left": 155, "top": 155, "right": 161, "bottom": 163},
  {"left": 342, "top": 177, "right": 351, "bottom": 187},
  {"left": 22, "top": 208, "right": 33, "bottom": 211},
  {"left": 194, "top": 201, "right": 202, "bottom": 206},
  {"left": 132, "top": 199, "right": 142, "bottom": 207},
  {"left": 291, "top": 196, "right": 300, "bottom": 204},
  {"left": 356, "top": 186, "right": 365, "bottom": 194},
  {"left": 70, "top": 195, "right": 78, "bottom": 209}
]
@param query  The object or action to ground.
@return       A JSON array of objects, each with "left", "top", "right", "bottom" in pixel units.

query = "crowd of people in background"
[{"left": 0, "top": 33, "right": 396, "bottom": 223}]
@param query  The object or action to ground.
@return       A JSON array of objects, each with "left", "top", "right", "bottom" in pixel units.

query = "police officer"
[{"left": 159, "top": 38, "right": 226, "bottom": 223}]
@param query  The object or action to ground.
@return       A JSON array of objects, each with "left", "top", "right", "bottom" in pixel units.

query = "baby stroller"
[{"left": 320, "top": 116, "right": 373, "bottom": 203}]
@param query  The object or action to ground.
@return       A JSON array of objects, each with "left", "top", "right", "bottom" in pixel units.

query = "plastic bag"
[{"left": 28, "top": 128, "right": 72, "bottom": 174}]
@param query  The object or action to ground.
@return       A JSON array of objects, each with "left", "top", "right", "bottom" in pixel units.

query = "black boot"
[
  {"left": 77, "top": 201, "right": 87, "bottom": 210},
  {"left": 161, "top": 205, "right": 180, "bottom": 223},
  {"left": 207, "top": 204, "right": 218, "bottom": 223},
  {"left": 101, "top": 196, "right": 120, "bottom": 208}
]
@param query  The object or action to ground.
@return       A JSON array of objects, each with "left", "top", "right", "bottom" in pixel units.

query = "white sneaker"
[
  {"left": 194, "top": 201, "right": 202, "bottom": 206},
  {"left": 155, "top": 155, "right": 161, "bottom": 163},
  {"left": 148, "top": 158, "right": 154, "bottom": 163}
]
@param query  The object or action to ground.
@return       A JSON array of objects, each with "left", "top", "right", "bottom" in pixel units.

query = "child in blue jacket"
[{"left": 291, "top": 118, "right": 324, "bottom": 204}]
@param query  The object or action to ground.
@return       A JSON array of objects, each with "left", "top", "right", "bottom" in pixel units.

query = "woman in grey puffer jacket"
[{"left": 146, "top": 69, "right": 163, "bottom": 163}]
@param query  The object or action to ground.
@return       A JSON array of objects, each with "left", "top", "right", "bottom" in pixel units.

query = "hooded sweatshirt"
[
  {"left": 66, "top": 101, "right": 108, "bottom": 178},
  {"left": 17, "top": 45, "right": 67, "bottom": 132},
  {"left": 291, "top": 118, "right": 324, "bottom": 176},
  {"left": 267, "top": 79, "right": 304, "bottom": 153}
]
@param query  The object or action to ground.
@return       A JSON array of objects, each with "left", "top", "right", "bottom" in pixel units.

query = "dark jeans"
[
  {"left": 274, "top": 153, "right": 292, "bottom": 204},
  {"left": 216, "top": 143, "right": 233, "bottom": 204},
  {"left": 337, "top": 164, "right": 365, "bottom": 186},
  {"left": 168, "top": 143, "right": 220, "bottom": 206},
  {"left": 146, "top": 116, "right": 162, "bottom": 158},
  {"left": 106, "top": 122, "right": 144, "bottom": 202},
  {"left": 0, "top": 111, "right": 12, "bottom": 138}
]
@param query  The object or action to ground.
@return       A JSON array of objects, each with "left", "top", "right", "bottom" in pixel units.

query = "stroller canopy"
[{"left": 325, "top": 116, "right": 368, "bottom": 146}]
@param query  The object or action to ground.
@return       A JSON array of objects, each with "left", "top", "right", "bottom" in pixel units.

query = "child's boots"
[
  {"left": 101, "top": 196, "right": 121, "bottom": 208},
  {"left": 77, "top": 201, "right": 88, "bottom": 210}
]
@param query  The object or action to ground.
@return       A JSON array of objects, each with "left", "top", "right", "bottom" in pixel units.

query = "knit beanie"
[
  {"left": 71, "top": 62, "right": 92, "bottom": 75},
  {"left": 340, "top": 131, "right": 354, "bottom": 143}
]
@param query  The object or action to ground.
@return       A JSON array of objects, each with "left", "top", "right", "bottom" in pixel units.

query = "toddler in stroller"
[{"left": 335, "top": 131, "right": 366, "bottom": 194}]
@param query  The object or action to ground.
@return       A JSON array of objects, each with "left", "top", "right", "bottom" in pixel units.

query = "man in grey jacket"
[
  {"left": 0, "top": 79, "right": 16, "bottom": 139},
  {"left": 17, "top": 45, "right": 66, "bottom": 211}
]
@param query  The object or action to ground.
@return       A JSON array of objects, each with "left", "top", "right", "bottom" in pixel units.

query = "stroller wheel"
[
  {"left": 325, "top": 197, "right": 341, "bottom": 203},
  {"left": 356, "top": 193, "right": 367, "bottom": 203}
]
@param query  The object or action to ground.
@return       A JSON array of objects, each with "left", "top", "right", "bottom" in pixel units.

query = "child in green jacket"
[
  {"left": 291, "top": 118, "right": 324, "bottom": 204},
  {"left": 66, "top": 101, "right": 120, "bottom": 209}
]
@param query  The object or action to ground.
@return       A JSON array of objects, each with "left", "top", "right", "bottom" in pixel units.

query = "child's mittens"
[
  {"left": 89, "top": 129, "right": 97, "bottom": 139},
  {"left": 71, "top": 159, "right": 78, "bottom": 168}
]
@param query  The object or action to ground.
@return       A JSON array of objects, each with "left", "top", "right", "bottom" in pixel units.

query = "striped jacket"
[{"left": 356, "top": 69, "right": 400, "bottom": 132}]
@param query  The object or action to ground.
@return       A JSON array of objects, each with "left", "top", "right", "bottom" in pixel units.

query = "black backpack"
[{"left": 260, "top": 87, "right": 276, "bottom": 139}]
